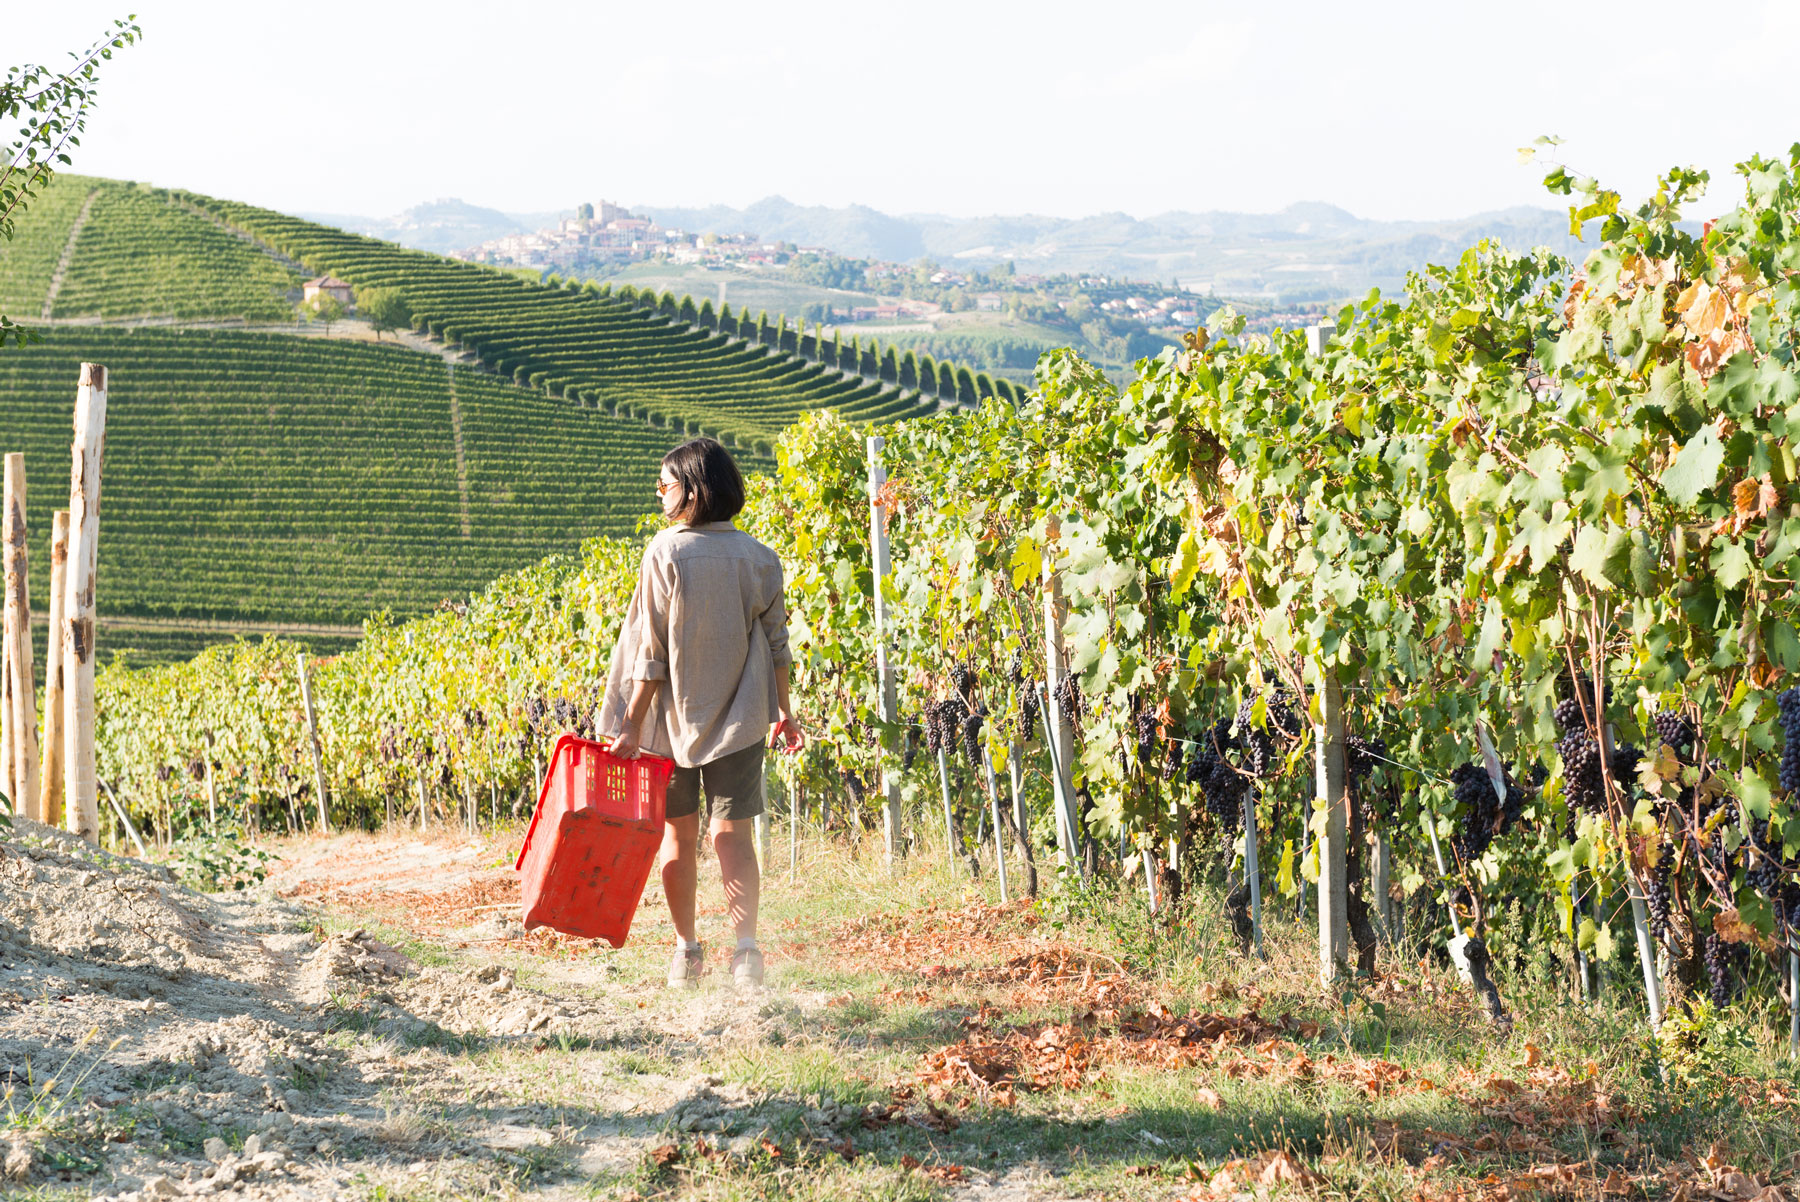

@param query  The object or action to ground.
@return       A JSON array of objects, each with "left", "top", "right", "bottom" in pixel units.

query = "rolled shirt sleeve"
[
  {"left": 628, "top": 546, "right": 671, "bottom": 682},
  {"left": 761, "top": 563, "right": 792, "bottom": 672}
]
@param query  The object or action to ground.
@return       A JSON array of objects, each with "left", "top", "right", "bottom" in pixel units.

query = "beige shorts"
[{"left": 665, "top": 739, "right": 765, "bottom": 822}]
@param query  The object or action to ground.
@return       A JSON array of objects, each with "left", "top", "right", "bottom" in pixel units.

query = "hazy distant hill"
[
  {"left": 644, "top": 198, "right": 1582, "bottom": 301},
  {"left": 310, "top": 194, "right": 1585, "bottom": 302},
  {"left": 299, "top": 198, "right": 567, "bottom": 254}
]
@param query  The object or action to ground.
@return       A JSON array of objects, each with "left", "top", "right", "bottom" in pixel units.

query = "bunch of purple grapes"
[
  {"left": 1703, "top": 933, "right": 1740, "bottom": 1007},
  {"left": 1008, "top": 652, "right": 1042, "bottom": 736},
  {"left": 1654, "top": 711, "right": 1697, "bottom": 762},
  {"left": 1558, "top": 727, "right": 1605, "bottom": 814},
  {"left": 1161, "top": 736, "right": 1185, "bottom": 781},
  {"left": 1191, "top": 720, "right": 1245, "bottom": 827},
  {"left": 1645, "top": 843, "right": 1674, "bottom": 942},
  {"left": 924, "top": 696, "right": 969, "bottom": 756},
  {"left": 1449, "top": 762, "right": 1495, "bottom": 861},
  {"left": 950, "top": 662, "right": 977, "bottom": 704},
  {"left": 1133, "top": 705, "right": 1159, "bottom": 764},
  {"left": 961, "top": 711, "right": 985, "bottom": 769},
  {"left": 1779, "top": 687, "right": 1800, "bottom": 794},
  {"left": 1055, "top": 674, "right": 1083, "bottom": 729}
]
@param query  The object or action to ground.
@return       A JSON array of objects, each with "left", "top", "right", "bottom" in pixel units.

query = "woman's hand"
[
  {"left": 770, "top": 714, "right": 806, "bottom": 754},
  {"left": 608, "top": 728, "right": 643, "bottom": 759}
]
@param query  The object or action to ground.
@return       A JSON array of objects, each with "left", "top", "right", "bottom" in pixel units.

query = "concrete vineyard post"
[
  {"left": 2, "top": 454, "right": 39, "bottom": 821},
  {"left": 38, "top": 511, "right": 68, "bottom": 828},
  {"left": 295, "top": 652, "right": 330, "bottom": 834},
  {"left": 936, "top": 748, "right": 958, "bottom": 874},
  {"left": 1034, "top": 681, "right": 1079, "bottom": 869},
  {"left": 1313, "top": 673, "right": 1350, "bottom": 981},
  {"left": 1597, "top": 721, "right": 1663, "bottom": 1026},
  {"left": 980, "top": 749, "right": 1010, "bottom": 904},
  {"left": 99, "top": 779, "right": 148, "bottom": 858},
  {"left": 1039, "top": 520, "right": 1083, "bottom": 876},
  {"left": 1423, "top": 803, "right": 1463, "bottom": 937},
  {"left": 1244, "top": 786, "right": 1264, "bottom": 958},
  {"left": 62, "top": 363, "right": 106, "bottom": 842},
  {"left": 202, "top": 732, "right": 218, "bottom": 830},
  {"left": 1791, "top": 948, "right": 1799, "bottom": 1058},
  {"left": 865, "top": 436, "right": 902, "bottom": 868}
]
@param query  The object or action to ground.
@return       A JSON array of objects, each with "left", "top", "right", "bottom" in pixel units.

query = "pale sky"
[{"left": 11, "top": 1, "right": 1797, "bottom": 223}]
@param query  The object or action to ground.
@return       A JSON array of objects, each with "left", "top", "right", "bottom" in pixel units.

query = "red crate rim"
[{"left": 513, "top": 733, "right": 674, "bottom": 871}]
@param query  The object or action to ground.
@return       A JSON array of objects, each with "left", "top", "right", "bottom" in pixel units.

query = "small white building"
[{"left": 302, "top": 276, "right": 353, "bottom": 306}]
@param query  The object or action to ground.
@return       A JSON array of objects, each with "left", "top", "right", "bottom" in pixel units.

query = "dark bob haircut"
[{"left": 662, "top": 437, "right": 746, "bottom": 525}]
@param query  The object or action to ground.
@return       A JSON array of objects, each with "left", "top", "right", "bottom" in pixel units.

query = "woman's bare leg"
[
  {"left": 662, "top": 812, "right": 700, "bottom": 943},
  {"left": 710, "top": 815, "right": 760, "bottom": 942}
]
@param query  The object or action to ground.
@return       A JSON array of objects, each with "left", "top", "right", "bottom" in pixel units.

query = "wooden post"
[
  {"left": 37, "top": 511, "right": 68, "bottom": 828},
  {"left": 2, "top": 455, "right": 39, "bottom": 821},
  {"left": 62, "top": 363, "right": 106, "bottom": 842},
  {"left": 1, "top": 626, "right": 10, "bottom": 818},
  {"left": 1370, "top": 835, "right": 1392, "bottom": 939},
  {"left": 417, "top": 769, "right": 428, "bottom": 830},
  {"left": 866, "top": 436, "right": 902, "bottom": 867},
  {"left": 295, "top": 652, "right": 330, "bottom": 833},
  {"left": 1313, "top": 673, "right": 1350, "bottom": 981}
]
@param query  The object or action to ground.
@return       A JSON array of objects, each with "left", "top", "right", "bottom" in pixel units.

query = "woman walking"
[{"left": 601, "top": 437, "right": 804, "bottom": 988}]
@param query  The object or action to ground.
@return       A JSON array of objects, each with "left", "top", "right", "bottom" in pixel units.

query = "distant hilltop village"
[{"left": 450, "top": 200, "right": 796, "bottom": 273}]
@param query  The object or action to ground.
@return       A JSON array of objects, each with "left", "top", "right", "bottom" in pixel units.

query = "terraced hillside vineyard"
[
  {"left": 179, "top": 190, "right": 945, "bottom": 449},
  {"left": 0, "top": 174, "right": 91, "bottom": 318},
  {"left": 50, "top": 182, "right": 300, "bottom": 321},
  {"left": 0, "top": 328, "right": 670, "bottom": 628},
  {"left": 0, "top": 175, "right": 300, "bottom": 323},
  {"left": 0, "top": 175, "right": 996, "bottom": 661}
]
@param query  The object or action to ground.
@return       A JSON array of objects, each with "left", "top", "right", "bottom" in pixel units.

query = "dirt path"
[
  {"left": 7, "top": 818, "right": 1793, "bottom": 1202},
  {"left": 0, "top": 821, "right": 920, "bottom": 1202}
]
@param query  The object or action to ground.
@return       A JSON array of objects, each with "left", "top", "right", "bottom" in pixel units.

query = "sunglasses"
[{"left": 656, "top": 479, "right": 679, "bottom": 496}]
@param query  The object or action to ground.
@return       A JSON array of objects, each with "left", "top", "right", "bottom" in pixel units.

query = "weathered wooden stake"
[
  {"left": 1370, "top": 835, "right": 1392, "bottom": 939},
  {"left": 295, "top": 652, "right": 330, "bottom": 833},
  {"left": 38, "top": 511, "right": 68, "bottom": 828},
  {"left": 2, "top": 454, "right": 39, "bottom": 821},
  {"left": 1313, "top": 673, "right": 1350, "bottom": 981},
  {"left": 866, "top": 436, "right": 902, "bottom": 868},
  {"left": 63, "top": 363, "right": 107, "bottom": 842}
]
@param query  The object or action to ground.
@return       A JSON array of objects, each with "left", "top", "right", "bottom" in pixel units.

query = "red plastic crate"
[{"left": 514, "top": 734, "right": 673, "bottom": 947}]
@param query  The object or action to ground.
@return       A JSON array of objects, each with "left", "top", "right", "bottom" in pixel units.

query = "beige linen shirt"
[{"left": 598, "top": 521, "right": 791, "bottom": 768}]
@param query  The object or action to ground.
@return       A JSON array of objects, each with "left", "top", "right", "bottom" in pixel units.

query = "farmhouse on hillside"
[{"left": 302, "top": 275, "right": 353, "bottom": 306}]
